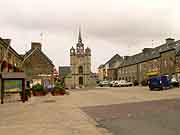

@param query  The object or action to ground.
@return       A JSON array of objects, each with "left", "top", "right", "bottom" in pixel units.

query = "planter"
[
  {"left": 32, "top": 84, "right": 46, "bottom": 96},
  {"left": 32, "top": 91, "right": 46, "bottom": 96}
]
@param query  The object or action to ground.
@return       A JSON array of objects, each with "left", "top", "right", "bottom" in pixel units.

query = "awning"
[
  {"left": 146, "top": 71, "right": 159, "bottom": 76},
  {"left": 1, "top": 72, "right": 26, "bottom": 79},
  {"left": 37, "top": 74, "right": 52, "bottom": 77}
]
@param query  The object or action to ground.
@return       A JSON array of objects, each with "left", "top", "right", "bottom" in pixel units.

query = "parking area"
[
  {"left": 68, "top": 86, "right": 180, "bottom": 107},
  {"left": 0, "top": 86, "right": 180, "bottom": 135},
  {"left": 82, "top": 98, "right": 180, "bottom": 135}
]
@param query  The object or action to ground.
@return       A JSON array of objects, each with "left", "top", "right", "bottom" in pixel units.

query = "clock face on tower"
[
  {"left": 77, "top": 45, "right": 84, "bottom": 55},
  {"left": 71, "top": 49, "right": 74, "bottom": 53}
]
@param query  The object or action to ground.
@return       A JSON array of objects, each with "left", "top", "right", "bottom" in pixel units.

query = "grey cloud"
[{"left": 0, "top": 0, "right": 180, "bottom": 71}]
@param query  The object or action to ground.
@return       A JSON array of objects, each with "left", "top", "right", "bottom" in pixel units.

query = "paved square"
[
  {"left": 0, "top": 87, "right": 180, "bottom": 135},
  {"left": 82, "top": 98, "right": 180, "bottom": 135}
]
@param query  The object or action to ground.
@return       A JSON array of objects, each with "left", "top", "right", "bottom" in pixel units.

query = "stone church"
[{"left": 60, "top": 29, "right": 94, "bottom": 89}]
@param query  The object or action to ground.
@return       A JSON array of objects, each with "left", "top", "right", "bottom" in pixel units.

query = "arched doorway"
[{"left": 79, "top": 77, "right": 83, "bottom": 85}]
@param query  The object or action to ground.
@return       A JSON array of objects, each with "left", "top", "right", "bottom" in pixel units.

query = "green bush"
[
  {"left": 32, "top": 83, "right": 44, "bottom": 92},
  {"left": 52, "top": 82, "right": 67, "bottom": 94}
]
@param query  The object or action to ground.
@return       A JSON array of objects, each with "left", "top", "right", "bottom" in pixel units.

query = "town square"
[{"left": 1, "top": 0, "right": 180, "bottom": 135}]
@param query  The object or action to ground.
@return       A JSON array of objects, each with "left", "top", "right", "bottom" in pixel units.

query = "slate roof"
[
  {"left": 59, "top": 66, "right": 71, "bottom": 78},
  {"left": 118, "top": 40, "right": 180, "bottom": 68},
  {"left": 0, "top": 37, "right": 23, "bottom": 60},
  {"left": 98, "top": 64, "right": 105, "bottom": 69},
  {"left": 99, "top": 54, "right": 121, "bottom": 69},
  {"left": 176, "top": 43, "right": 180, "bottom": 56},
  {"left": 99, "top": 39, "right": 180, "bottom": 69},
  {"left": 101, "top": 54, "right": 124, "bottom": 69},
  {"left": 22, "top": 48, "right": 54, "bottom": 65},
  {"left": 104, "top": 54, "right": 123, "bottom": 65}
]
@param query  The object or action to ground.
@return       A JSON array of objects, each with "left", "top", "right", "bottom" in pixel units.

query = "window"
[{"left": 79, "top": 66, "right": 83, "bottom": 74}]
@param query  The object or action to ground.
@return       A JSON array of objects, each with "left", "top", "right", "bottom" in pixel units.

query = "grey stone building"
[
  {"left": 22, "top": 42, "right": 54, "bottom": 88},
  {"left": 98, "top": 54, "right": 123, "bottom": 80},
  {"left": 0, "top": 38, "right": 23, "bottom": 73},
  {"left": 98, "top": 38, "right": 180, "bottom": 84}
]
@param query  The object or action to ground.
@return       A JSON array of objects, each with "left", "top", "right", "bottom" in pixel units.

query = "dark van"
[{"left": 148, "top": 75, "right": 171, "bottom": 90}]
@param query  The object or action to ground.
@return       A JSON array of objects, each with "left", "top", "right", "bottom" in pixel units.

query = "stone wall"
[
  {"left": 160, "top": 50, "right": 176, "bottom": 76},
  {"left": 118, "top": 64, "right": 137, "bottom": 82},
  {"left": 23, "top": 49, "right": 54, "bottom": 87}
]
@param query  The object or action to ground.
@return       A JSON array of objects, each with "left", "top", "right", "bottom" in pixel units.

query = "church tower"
[{"left": 70, "top": 28, "right": 91, "bottom": 88}]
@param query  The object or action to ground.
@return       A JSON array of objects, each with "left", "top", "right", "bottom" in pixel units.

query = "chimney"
[
  {"left": 3, "top": 39, "right": 11, "bottom": 45},
  {"left": 31, "top": 42, "right": 42, "bottom": 50},
  {"left": 124, "top": 56, "right": 129, "bottom": 60},
  {"left": 166, "top": 38, "right": 175, "bottom": 44}
]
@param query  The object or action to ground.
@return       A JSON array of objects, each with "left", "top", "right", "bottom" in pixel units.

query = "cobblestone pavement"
[{"left": 0, "top": 87, "right": 180, "bottom": 135}]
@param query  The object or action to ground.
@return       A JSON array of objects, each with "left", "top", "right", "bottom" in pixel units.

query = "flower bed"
[
  {"left": 32, "top": 91, "right": 46, "bottom": 96},
  {"left": 51, "top": 82, "right": 67, "bottom": 96},
  {"left": 32, "top": 83, "right": 47, "bottom": 96}
]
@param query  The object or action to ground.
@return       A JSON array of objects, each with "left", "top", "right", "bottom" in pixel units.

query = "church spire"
[
  {"left": 78, "top": 27, "right": 82, "bottom": 43},
  {"left": 76, "top": 27, "right": 84, "bottom": 55}
]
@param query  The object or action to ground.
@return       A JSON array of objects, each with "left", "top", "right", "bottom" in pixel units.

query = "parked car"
[
  {"left": 160, "top": 75, "right": 171, "bottom": 89},
  {"left": 98, "top": 80, "right": 110, "bottom": 87},
  {"left": 148, "top": 75, "right": 171, "bottom": 90},
  {"left": 113, "top": 80, "right": 119, "bottom": 87},
  {"left": 148, "top": 76, "right": 162, "bottom": 90},
  {"left": 117, "top": 80, "right": 133, "bottom": 87},
  {"left": 126, "top": 81, "right": 133, "bottom": 87},
  {"left": 110, "top": 81, "right": 115, "bottom": 87},
  {"left": 171, "top": 77, "right": 179, "bottom": 88}
]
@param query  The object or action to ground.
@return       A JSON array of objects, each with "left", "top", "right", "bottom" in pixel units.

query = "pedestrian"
[{"left": 47, "top": 84, "right": 52, "bottom": 93}]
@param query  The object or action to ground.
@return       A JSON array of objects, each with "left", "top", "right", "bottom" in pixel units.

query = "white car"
[
  {"left": 118, "top": 80, "right": 133, "bottom": 87},
  {"left": 98, "top": 80, "right": 110, "bottom": 87}
]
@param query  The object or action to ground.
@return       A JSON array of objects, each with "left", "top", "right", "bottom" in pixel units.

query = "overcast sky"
[{"left": 0, "top": 0, "right": 180, "bottom": 72}]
